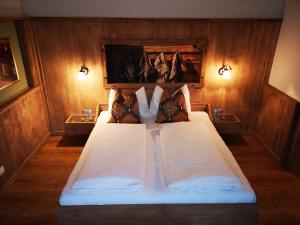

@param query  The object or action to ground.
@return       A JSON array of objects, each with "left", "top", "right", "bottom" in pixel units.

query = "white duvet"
[
  {"left": 72, "top": 123, "right": 146, "bottom": 193},
  {"left": 60, "top": 111, "right": 256, "bottom": 205},
  {"left": 159, "top": 122, "right": 242, "bottom": 192}
]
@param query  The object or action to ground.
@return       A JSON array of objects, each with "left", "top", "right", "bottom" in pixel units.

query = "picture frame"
[
  {"left": 0, "top": 38, "right": 19, "bottom": 90},
  {"left": 100, "top": 40, "right": 207, "bottom": 89},
  {"left": 0, "top": 21, "right": 28, "bottom": 106}
]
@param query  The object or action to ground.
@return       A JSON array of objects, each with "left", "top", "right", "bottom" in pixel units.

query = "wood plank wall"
[
  {"left": 0, "top": 88, "right": 49, "bottom": 189},
  {"left": 286, "top": 108, "right": 300, "bottom": 172},
  {"left": 30, "top": 18, "right": 281, "bottom": 133},
  {"left": 0, "top": 20, "right": 50, "bottom": 190},
  {"left": 255, "top": 84, "right": 299, "bottom": 164}
]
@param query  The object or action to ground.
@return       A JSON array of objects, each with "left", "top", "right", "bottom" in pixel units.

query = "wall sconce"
[
  {"left": 77, "top": 64, "right": 89, "bottom": 81},
  {"left": 218, "top": 64, "right": 232, "bottom": 80}
]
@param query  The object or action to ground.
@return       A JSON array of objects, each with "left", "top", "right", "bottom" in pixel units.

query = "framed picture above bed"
[{"left": 100, "top": 40, "right": 207, "bottom": 89}]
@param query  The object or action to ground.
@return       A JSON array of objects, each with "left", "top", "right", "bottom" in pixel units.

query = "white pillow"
[
  {"left": 107, "top": 87, "right": 151, "bottom": 119},
  {"left": 181, "top": 84, "right": 192, "bottom": 114},
  {"left": 149, "top": 85, "right": 164, "bottom": 116},
  {"left": 149, "top": 84, "right": 192, "bottom": 117},
  {"left": 108, "top": 89, "right": 117, "bottom": 113},
  {"left": 135, "top": 86, "right": 151, "bottom": 119}
]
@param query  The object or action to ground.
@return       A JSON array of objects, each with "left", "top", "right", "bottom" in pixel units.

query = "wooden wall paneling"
[
  {"left": 197, "top": 20, "right": 282, "bottom": 130},
  {"left": 260, "top": 23, "right": 282, "bottom": 86},
  {"left": 15, "top": 19, "right": 41, "bottom": 87},
  {"left": 285, "top": 105, "right": 300, "bottom": 172},
  {"left": 32, "top": 19, "right": 108, "bottom": 133},
  {"left": 31, "top": 18, "right": 281, "bottom": 133},
  {"left": 0, "top": 87, "right": 49, "bottom": 190},
  {"left": 15, "top": 19, "right": 52, "bottom": 132},
  {"left": 0, "top": 19, "right": 51, "bottom": 190},
  {"left": 255, "top": 84, "right": 298, "bottom": 163}
]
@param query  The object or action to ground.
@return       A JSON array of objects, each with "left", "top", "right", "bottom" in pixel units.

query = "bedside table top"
[
  {"left": 65, "top": 114, "right": 95, "bottom": 124},
  {"left": 213, "top": 114, "right": 240, "bottom": 123}
]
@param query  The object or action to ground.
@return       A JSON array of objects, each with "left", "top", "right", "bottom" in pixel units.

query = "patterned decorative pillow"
[
  {"left": 108, "top": 92, "right": 141, "bottom": 123},
  {"left": 155, "top": 89, "right": 189, "bottom": 123}
]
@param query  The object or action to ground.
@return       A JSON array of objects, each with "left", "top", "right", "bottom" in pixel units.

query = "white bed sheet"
[
  {"left": 72, "top": 123, "right": 146, "bottom": 193},
  {"left": 160, "top": 122, "right": 242, "bottom": 192},
  {"left": 60, "top": 111, "right": 256, "bottom": 206}
]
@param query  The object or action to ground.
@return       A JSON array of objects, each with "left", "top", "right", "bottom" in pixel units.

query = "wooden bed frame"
[
  {"left": 59, "top": 102, "right": 259, "bottom": 225},
  {"left": 59, "top": 203, "right": 258, "bottom": 225}
]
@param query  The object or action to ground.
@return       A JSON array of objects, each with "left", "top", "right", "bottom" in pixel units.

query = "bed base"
[{"left": 59, "top": 203, "right": 258, "bottom": 225}]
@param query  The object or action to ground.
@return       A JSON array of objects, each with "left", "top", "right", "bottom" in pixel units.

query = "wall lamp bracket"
[
  {"left": 218, "top": 64, "right": 232, "bottom": 79},
  {"left": 79, "top": 64, "right": 89, "bottom": 75},
  {"left": 77, "top": 64, "right": 89, "bottom": 81}
]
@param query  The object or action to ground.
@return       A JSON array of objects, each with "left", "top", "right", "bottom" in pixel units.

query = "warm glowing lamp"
[
  {"left": 218, "top": 64, "right": 232, "bottom": 80},
  {"left": 77, "top": 64, "right": 89, "bottom": 81}
]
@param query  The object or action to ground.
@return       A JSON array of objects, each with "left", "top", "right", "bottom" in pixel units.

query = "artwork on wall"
[
  {"left": 0, "top": 38, "right": 19, "bottom": 90},
  {"left": 101, "top": 40, "right": 207, "bottom": 88},
  {"left": 0, "top": 21, "right": 28, "bottom": 106}
]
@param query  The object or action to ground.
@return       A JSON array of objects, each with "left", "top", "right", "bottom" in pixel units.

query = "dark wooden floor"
[{"left": 0, "top": 134, "right": 300, "bottom": 225}]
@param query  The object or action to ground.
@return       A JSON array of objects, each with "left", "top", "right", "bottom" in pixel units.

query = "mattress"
[{"left": 60, "top": 111, "right": 256, "bottom": 206}]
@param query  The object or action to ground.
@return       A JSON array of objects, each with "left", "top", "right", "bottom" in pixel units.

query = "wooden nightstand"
[
  {"left": 213, "top": 114, "right": 241, "bottom": 134},
  {"left": 65, "top": 114, "right": 95, "bottom": 135}
]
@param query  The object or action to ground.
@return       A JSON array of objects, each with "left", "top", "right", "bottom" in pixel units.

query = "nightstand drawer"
[
  {"left": 214, "top": 122, "right": 241, "bottom": 134},
  {"left": 65, "top": 114, "right": 95, "bottom": 135},
  {"left": 213, "top": 114, "right": 241, "bottom": 134},
  {"left": 65, "top": 123, "right": 94, "bottom": 135}
]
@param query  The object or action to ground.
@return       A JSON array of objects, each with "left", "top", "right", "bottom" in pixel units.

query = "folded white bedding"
[
  {"left": 159, "top": 122, "right": 242, "bottom": 192},
  {"left": 60, "top": 111, "right": 256, "bottom": 205},
  {"left": 72, "top": 123, "right": 146, "bottom": 193}
]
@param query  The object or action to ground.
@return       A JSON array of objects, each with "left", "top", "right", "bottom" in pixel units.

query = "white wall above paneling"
[
  {"left": 0, "top": 0, "right": 22, "bottom": 17},
  {"left": 21, "top": 0, "right": 284, "bottom": 18},
  {"left": 269, "top": 0, "right": 300, "bottom": 101}
]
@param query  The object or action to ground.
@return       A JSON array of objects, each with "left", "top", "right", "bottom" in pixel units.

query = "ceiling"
[{"left": 0, "top": 0, "right": 285, "bottom": 18}]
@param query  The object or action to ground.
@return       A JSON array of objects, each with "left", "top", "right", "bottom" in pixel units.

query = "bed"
[{"left": 59, "top": 103, "right": 258, "bottom": 225}]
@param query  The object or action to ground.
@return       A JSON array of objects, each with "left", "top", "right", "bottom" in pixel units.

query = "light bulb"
[
  {"left": 77, "top": 65, "right": 89, "bottom": 81},
  {"left": 77, "top": 71, "right": 87, "bottom": 81},
  {"left": 218, "top": 64, "right": 232, "bottom": 80},
  {"left": 222, "top": 69, "right": 232, "bottom": 79}
]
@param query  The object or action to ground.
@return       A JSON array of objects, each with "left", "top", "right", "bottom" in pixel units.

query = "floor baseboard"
[
  {"left": 0, "top": 133, "right": 50, "bottom": 196},
  {"left": 254, "top": 132, "right": 280, "bottom": 163}
]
